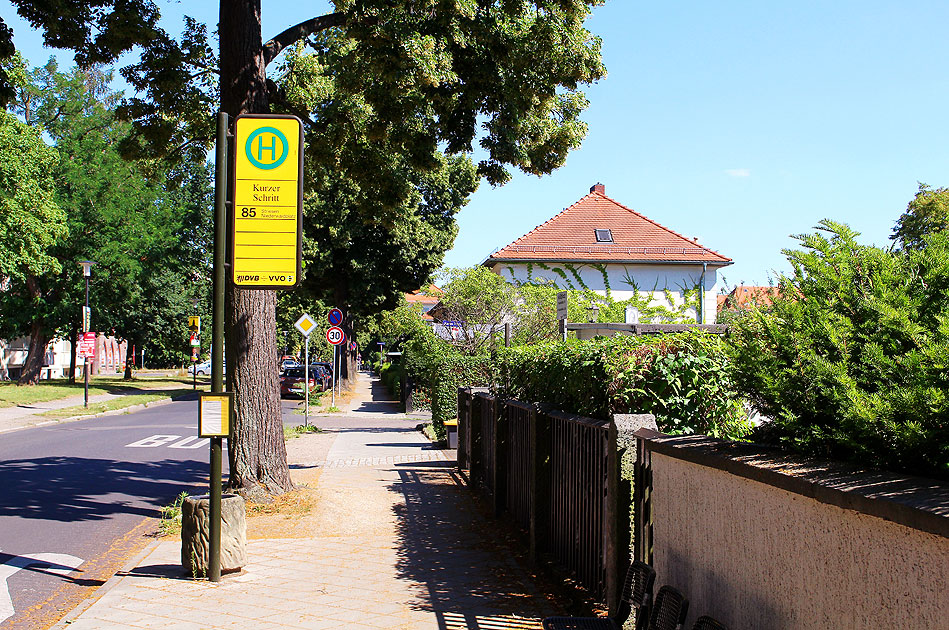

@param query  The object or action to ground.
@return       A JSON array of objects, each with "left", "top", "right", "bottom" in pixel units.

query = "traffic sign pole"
[
  {"left": 332, "top": 344, "right": 336, "bottom": 408},
  {"left": 208, "top": 110, "right": 229, "bottom": 584},
  {"left": 304, "top": 337, "right": 310, "bottom": 426}
]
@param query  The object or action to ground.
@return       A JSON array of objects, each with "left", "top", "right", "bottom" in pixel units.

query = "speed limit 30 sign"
[{"left": 326, "top": 326, "right": 345, "bottom": 346}]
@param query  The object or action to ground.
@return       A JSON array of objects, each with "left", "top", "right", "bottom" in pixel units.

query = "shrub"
[
  {"left": 727, "top": 221, "right": 949, "bottom": 479},
  {"left": 429, "top": 354, "right": 494, "bottom": 434},
  {"left": 379, "top": 361, "right": 403, "bottom": 401},
  {"left": 495, "top": 332, "right": 751, "bottom": 439}
]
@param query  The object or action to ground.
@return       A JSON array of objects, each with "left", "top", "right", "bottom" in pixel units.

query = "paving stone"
[{"left": 55, "top": 372, "right": 557, "bottom": 630}]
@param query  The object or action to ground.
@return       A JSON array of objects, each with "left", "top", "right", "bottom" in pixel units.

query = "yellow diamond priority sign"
[
  {"left": 231, "top": 114, "right": 303, "bottom": 289},
  {"left": 295, "top": 313, "right": 317, "bottom": 337}
]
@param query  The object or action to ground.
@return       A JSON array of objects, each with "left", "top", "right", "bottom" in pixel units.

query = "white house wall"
[
  {"left": 0, "top": 335, "right": 127, "bottom": 380},
  {"left": 491, "top": 262, "right": 720, "bottom": 324}
]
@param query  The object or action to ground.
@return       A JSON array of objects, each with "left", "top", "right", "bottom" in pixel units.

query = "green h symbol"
[{"left": 257, "top": 134, "right": 278, "bottom": 162}]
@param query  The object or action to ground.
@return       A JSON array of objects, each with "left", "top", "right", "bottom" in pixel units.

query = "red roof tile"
[
  {"left": 486, "top": 186, "right": 731, "bottom": 265},
  {"left": 405, "top": 284, "right": 442, "bottom": 304},
  {"left": 721, "top": 285, "right": 778, "bottom": 310}
]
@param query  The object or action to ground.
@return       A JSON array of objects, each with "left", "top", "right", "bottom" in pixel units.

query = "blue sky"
[{"left": 5, "top": 1, "right": 949, "bottom": 287}]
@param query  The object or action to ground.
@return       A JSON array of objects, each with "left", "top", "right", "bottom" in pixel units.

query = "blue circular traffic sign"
[{"left": 328, "top": 308, "right": 343, "bottom": 326}]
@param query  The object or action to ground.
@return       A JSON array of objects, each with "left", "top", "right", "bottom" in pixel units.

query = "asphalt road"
[{"left": 0, "top": 394, "right": 212, "bottom": 629}]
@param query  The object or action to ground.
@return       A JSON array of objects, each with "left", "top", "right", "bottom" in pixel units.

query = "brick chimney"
[{"left": 590, "top": 183, "right": 605, "bottom": 194}]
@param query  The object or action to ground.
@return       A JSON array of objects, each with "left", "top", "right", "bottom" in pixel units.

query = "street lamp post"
[
  {"left": 79, "top": 261, "right": 95, "bottom": 408},
  {"left": 193, "top": 299, "right": 199, "bottom": 391}
]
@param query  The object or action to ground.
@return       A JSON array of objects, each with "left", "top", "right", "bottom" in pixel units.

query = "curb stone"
[
  {"left": 0, "top": 395, "right": 183, "bottom": 435},
  {"left": 51, "top": 539, "right": 163, "bottom": 629}
]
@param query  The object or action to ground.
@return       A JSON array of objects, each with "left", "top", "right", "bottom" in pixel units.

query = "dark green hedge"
[
  {"left": 727, "top": 224, "right": 949, "bottom": 480},
  {"left": 429, "top": 355, "right": 493, "bottom": 435},
  {"left": 495, "top": 332, "right": 751, "bottom": 439},
  {"left": 404, "top": 331, "right": 750, "bottom": 440}
]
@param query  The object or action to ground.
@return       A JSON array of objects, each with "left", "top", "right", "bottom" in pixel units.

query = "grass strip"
[
  {"left": 0, "top": 376, "right": 199, "bottom": 408},
  {"left": 284, "top": 424, "right": 323, "bottom": 440},
  {"left": 37, "top": 390, "right": 188, "bottom": 420}
]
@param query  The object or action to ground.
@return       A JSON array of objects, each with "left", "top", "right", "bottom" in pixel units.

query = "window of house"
[{"left": 594, "top": 229, "right": 613, "bottom": 242}]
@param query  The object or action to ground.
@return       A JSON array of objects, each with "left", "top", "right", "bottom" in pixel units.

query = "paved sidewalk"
[{"left": 55, "top": 371, "right": 555, "bottom": 629}]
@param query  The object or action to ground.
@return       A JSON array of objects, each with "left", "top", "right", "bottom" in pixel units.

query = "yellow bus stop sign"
[{"left": 231, "top": 114, "right": 303, "bottom": 288}]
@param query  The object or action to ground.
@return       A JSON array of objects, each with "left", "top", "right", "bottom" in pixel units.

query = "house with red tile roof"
[
  {"left": 404, "top": 284, "right": 442, "bottom": 321},
  {"left": 483, "top": 184, "right": 732, "bottom": 323},
  {"left": 719, "top": 285, "right": 779, "bottom": 311}
]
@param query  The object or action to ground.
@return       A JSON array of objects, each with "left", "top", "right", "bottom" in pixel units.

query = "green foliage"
[
  {"left": 284, "top": 424, "right": 323, "bottom": 440},
  {"left": 402, "top": 330, "right": 492, "bottom": 430},
  {"left": 892, "top": 183, "right": 949, "bottom": 251},
  {"left": 379, "top": 360, "right": 403, "bottom": 401},
  {"left": 403, "top": 327, "right": 749, "bottom": 439},
  {"left": 158, "top": 491, "right": 189, "bottom": 537},
  {"left": 435, "top": 266, "right": 560, "bottom": 353},
  {"left": 430, "top": 354, "right": 494, "bottom": 434},
  {"left": 727, "top": 220, "right": 949, "bottom": 479},
  {"left": 0, "top": 60, "right": 213, "bottom": 373},
  {"left": 495, "top": 332, "right": 751, "bottom": 438},
  {"left": 0, "top": 109, "right": 65, "bottom": 282}
]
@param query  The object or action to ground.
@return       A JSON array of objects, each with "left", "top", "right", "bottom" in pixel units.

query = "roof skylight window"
[{"left": 594, "top": 229, "right": 613, "bottom": 243}]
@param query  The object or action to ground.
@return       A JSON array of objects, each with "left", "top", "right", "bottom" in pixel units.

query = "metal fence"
[
  {"left": 458, "top": 388, "right": 621, "bottom": 605},
  {"left": 547, "top": 408, "right": 612, "bottom": 595}
]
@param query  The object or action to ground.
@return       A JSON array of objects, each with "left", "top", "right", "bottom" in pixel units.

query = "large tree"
[
  {"left": 0, "top": 108, "right": 67, "bottom": 380},
  {"left": 2, "top": 0, "right": 607, "bottom": 495},
  {"left": 891, "top": 183, "right": 949, "bottom": 251},
  {"left": 1, "top": 60, "right": 204, "bottom": 383},
  {"left": 6, "top": 61, "right": 159, "bottom": 384}
]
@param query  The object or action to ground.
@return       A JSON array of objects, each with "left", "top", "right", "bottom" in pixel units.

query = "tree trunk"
[
  {"left": 68, "top": 321, "right": 78, "bottom": 384},
  {"left": 124, "top": 341, "right": 134, "bottom": 380},
  {"left": 17, "top": 276, "right": 48, "bottom": 385},
  {"left": 220, "top": 0, "right": 293, "bottom": 496},
  {"left": 17, "top": 320, "right": 49, "bottom": 385}
]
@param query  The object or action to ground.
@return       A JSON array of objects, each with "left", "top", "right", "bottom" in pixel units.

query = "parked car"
[
  {"left": 280, "top": 366, "right": 319, "bottom": 398},
  {"left": 189, "top": 360, "right": 211, "bottom": 376},
  {"left": 309, "top": 364, "right": 332, "bottom": 391},
  {"left": 309, "top": 362, "right": 334, "bottom": 390},
  {"left": 279, "top": 357, "right": 300, "bottom": 372},
  {"left": 189, "top": 360, "right": 225, "bottom": 376}
]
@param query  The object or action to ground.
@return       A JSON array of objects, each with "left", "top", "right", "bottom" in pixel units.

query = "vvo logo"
[{"left": 245, "top": 126, "right": 289, "bottom": 170}]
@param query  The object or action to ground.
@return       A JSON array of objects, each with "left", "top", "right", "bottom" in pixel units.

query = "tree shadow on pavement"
[
  {"left": 0, "top": 457, "right": 207, "bottom": 522},
  {"left": 387, "top": 465, "right": 560, "bottom": 629}
]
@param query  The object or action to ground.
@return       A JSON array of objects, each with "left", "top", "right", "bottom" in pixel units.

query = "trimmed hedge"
[
  {"left": 379, "top": 361, "right": 402, "bottom": 401},
  {"left": 495, "top": 332, "right": 751, "bottom": 439},
  {"left": 405, "top": 331, "right": 751, "bottom": 441},
  {"left": 428, "top": 355, "right": 493, "bottom": 434}
]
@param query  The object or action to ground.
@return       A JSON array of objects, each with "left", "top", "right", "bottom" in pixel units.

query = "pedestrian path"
[{"left": 56, "top": 371, "right": 555, "bottom": 629}]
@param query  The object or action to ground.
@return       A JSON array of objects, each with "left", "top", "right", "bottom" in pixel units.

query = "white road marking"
[
  {"left": 0, "top": 551, "right": 83, "bottom": 623},
  {"left": 125, "top": 434, "right": 182, "bottom": 448},
  {"left": 169, "top": 436, "right": 209, "bottom": 449}
]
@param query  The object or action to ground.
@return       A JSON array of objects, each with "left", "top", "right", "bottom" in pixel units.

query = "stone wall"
[{"left": 638, "top": 433, "right": 949, "bottom": 630}]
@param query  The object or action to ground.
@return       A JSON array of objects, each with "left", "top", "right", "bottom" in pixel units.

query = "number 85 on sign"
[{"left": 326, "top": 326, "right": 345, "bottom": 346}]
